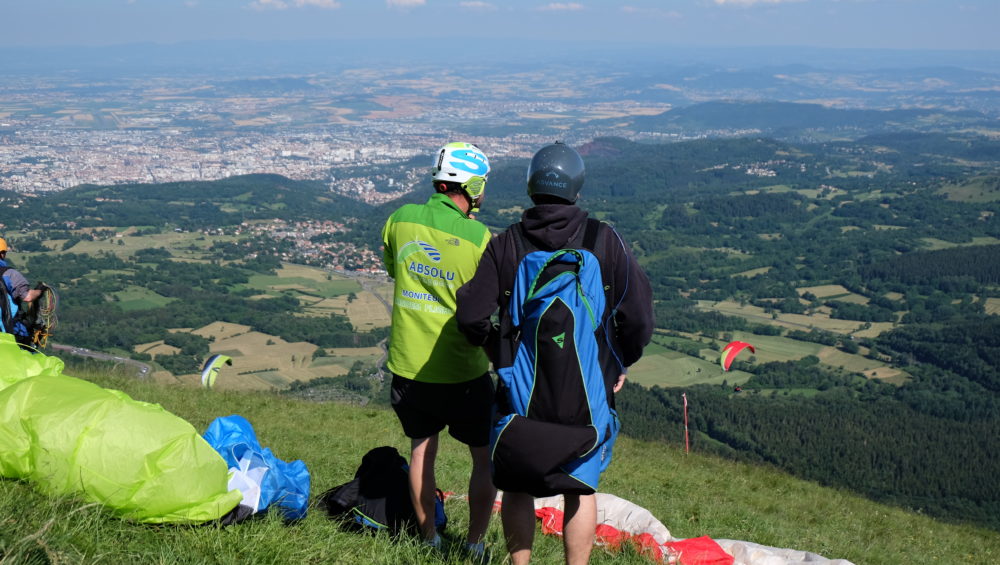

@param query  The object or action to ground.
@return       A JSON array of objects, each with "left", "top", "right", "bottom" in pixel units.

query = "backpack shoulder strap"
[
  {"left": 499, "top": 222, "right": 531, "bottom": 312},
  {"left": 575, "top": 218, "right": 614, "bottom": 317},
  {"left": 0, "top": 267, "right": 12, "bottom": 333},
  {"left": 495, "top": 222, "right": 539, "bottom": 369},
  {"left": 581, "top": 217, "right": 602, "bottom": 251}
]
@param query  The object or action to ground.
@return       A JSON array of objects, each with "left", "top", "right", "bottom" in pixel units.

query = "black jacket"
[{"left": 456, "top": 204, "right": 654, "bottom": 381}]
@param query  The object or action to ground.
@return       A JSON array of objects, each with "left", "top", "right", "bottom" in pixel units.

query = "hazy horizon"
[
  {"left": 3, "top": 0, "right": 998, "bottom": 52},
  {"left": 3, "top": 40, "right": 999, "bottom": 78}
]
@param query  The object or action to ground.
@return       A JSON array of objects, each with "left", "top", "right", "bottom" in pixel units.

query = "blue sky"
[{"left": 2, "top": 0, "right": 997, "bottom": 51}]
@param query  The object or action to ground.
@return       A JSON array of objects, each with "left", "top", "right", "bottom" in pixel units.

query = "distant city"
[
  {"left": 3, "top": 47, "right": 999, "bottom": 201},
  {"left": 0, "top": 60, "right": 672, "bottom": 199}
]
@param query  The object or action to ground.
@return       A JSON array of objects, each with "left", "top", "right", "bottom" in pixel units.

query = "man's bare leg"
[
  {"left": 501, "top": 491, "right": 536, "bottom": 565},
  {"left": 467, "top": 445, "right": 497, "bottom": 544},
  {"left": 563, "top": 493, "right": 596, "bottom": 565},
  {"left": 408, "top": 435, "right": 440, "bottom": 542}
]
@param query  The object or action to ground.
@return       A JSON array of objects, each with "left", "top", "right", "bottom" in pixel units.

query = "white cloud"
[
  {"left": 249, "top": 0, "right": 288, "bottom": 10},
  {"left": 296, "top": 0, "right": 341, "bottom": 8},
  {"left": 537, "top": 2, "right": 584, "bottom": 11},
  {"left": 713, "top": 0, "right": 804, "bottom": 6},
  {"left": 248, "top": 0, "right": 341, "bottom": 9},
  {"left": 386, "top": 0, "right": 427, "bottom": 7},
  {"left": 460, "top": 1, "right": 498, "bottom": 10},
  {"left": 621, "top": 6, "right": 681, "bottom": 18}
]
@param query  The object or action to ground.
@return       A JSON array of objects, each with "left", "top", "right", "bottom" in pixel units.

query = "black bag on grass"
[{"left": 319, "top": 446, "right": 446, "bottom": 535}]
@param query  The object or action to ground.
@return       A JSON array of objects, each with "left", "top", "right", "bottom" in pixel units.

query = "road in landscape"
[{"left": 50, "top": 343, "right": 152, "bottom": 380}]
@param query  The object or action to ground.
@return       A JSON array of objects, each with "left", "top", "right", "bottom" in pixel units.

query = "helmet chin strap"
[{"left": 469, "top": 194, "right": 483, "bottom": 215}]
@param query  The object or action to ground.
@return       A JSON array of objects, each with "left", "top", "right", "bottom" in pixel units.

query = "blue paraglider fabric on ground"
[{"left": 203, "top": 414, "right": 311, "bottom": 520}]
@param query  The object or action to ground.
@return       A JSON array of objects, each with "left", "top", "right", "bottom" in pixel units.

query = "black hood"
[{"left": 521, "top": 204, "right": 588, "bottom": 250}]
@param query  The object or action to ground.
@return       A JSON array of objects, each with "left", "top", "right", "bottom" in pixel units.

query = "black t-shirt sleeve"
[{"left": 457, "top": 236, "right": 503, "bottom": 347}]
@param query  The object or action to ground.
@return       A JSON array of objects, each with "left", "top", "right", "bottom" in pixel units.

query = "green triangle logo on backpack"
[{"left": 552, "top": 332, "right": 565, "bottom": 349}]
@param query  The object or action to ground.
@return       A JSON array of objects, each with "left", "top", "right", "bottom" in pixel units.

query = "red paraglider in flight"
[{"left": 720, "top": 340, "right": 755, "bottom": 371}]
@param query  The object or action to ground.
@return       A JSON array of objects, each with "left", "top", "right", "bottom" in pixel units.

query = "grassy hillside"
[{"left": 3, "top": 369, "right": 998, "bottom": 565}]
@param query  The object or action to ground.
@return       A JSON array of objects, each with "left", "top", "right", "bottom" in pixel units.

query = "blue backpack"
[
  {"left": 490, "top": 219, "right": 620, "bottom": 497},
  {"left": 0, "top": 267, "right": 22, "bottom": 337}
]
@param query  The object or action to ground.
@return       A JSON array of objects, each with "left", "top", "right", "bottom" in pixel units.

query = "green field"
[
  {"left": 744, "top": 388, "right": 821, "bottom": 398},
  {"left": 113, "top": 285, "right": 176, "bottom": 311},
  {"left": 696, "top": 299, "right": 865, "bottom": 334},
  {"left": 939, "top": 176, "right": 1000, "bottom": 202},
  {"left": 627, "top": 334, "right": 751, "bottom": 388},
  {"left": 239, "top": 264, "right": 362, "bottom": 300},
  {"left": 627, "top": 350, "right": 748, "bottom": 388},
  {"left": 628, "top": 329, "right": 900, "bottom": 389},
  {"left": 797, "top": 284, "right": 869, "bottom": 304},
  {"left": 50, "top": 229, "right": 236, "bottom": 260},
  {"left": 920, "top": 236, "right": 1000, "bottom": 251},
  {"left": 719, "top": 331, "right": 822, "bottom": 362},
  {"left": 314, "top": 347, "right": 384, "bottom": 369},
  {"left": 242, "top": 273, "right": 360, "bottom": 299}
]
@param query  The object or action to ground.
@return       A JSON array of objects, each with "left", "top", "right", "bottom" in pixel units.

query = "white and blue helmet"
[{"left": 432, "top": 142, "right": 490, "bottom": 202}]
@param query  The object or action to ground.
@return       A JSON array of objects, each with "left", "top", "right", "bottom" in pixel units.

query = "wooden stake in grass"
[{"left": 683, "top": 392, "right": 689, "bottom": 454}]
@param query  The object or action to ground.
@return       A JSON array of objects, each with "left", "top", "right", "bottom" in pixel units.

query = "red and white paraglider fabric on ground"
[
  {"left": 532, "top": 493, "right": 731, "bottom": 564},
  {"left": 524, "top": 493, "right": 856, "bottom": 565}
]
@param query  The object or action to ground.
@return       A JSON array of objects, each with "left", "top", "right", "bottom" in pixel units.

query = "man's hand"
[{"left": 613, "top": 374, "right": 626, "bottom": 393}]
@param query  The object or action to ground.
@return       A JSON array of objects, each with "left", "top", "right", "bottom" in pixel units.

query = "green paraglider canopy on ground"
[{"left": 0, "top": 333, "right": 243, "bottom": 523}]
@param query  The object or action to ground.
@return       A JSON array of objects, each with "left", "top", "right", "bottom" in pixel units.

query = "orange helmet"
[{"left": 0, "top": 237, "right": 7, "bottom": 253}]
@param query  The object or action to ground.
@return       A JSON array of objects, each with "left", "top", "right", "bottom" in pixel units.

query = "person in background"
[
  {"left": 380, "top": 142, "right": 497, "bottom": 561},
  {"left": 0, "top": 237, "right": 41, "bottom": 347}
]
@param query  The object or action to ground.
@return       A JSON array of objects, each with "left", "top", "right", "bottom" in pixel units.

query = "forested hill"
[
  {"left": 0, "top": 174, "right": 371, "bottom": 230},
  {"left": 482, "top": 133, "right": 1000, "bottom": 205},
  {"left": 628, "top": 101, "right": 998, "bottom": 140}
]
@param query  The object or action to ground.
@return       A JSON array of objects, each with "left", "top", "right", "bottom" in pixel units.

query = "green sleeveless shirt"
[{"left": 381, "top": 193, "right": 490, "bottom": 383}]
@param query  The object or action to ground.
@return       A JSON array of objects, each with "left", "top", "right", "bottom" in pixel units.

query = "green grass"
[
  {"left": 53, "top": 230, "right": 231, "bottom": 260},
  {"left": 742, "top": 388, "right": 822, "bottom": 398},
  {"left": 721, "top": 331, "right": 822, "bottom": 362},
  {"left": 919, "top": 236, "right": 1000, "bottom": 251},
  {"left": 627, "top": 350, "right": 743, "bottom": 388},
  {"left": 628, "top": 334, "right": 748, "bottom": 388},
  {"left": 311, "top": 352, "right": 379, "bottom": 370},
  {"left": 3, "top": 370, "right": 999, "bottom": 564},
  {"left": 938, "top": 176, "right": 1000, "bottom": 203},
  {"left": 628, "top": 331, "right": 871, "bottom": 389},
  {"left": 112, "top": 286, "right": 176, "bottom": 311},
  {"left": 240, "top": 273, "right": 360, "bottom": 299}
]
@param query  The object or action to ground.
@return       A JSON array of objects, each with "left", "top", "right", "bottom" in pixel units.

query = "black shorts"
[{"left": 390, "top": 372, "right": 494, "bottom": 447}]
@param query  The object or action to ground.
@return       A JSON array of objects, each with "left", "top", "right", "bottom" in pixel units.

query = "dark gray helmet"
[{"left": 526, "top": 141, "right": 585, "bottom": 203}]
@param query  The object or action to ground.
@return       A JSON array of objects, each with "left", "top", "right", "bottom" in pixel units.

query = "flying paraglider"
[
  {"left": 720, "top": 341, "right": 755, "bottom": 372},
  {"left": 201, "top": 354, "right": 233, "bottom": 389}
]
